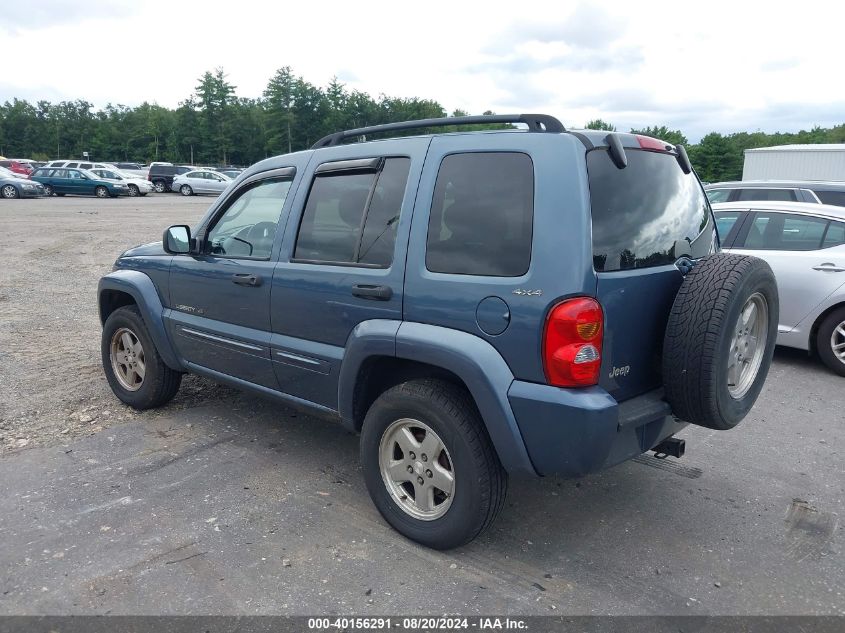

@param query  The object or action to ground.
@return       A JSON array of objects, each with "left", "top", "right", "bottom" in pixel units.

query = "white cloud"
[{"left": 1, "top": 0, "right": 843, "bottom": 142}]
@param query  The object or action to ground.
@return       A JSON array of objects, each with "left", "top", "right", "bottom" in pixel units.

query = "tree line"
[{"left": 1, "top": 67, "right": 843, "bottom": 182}]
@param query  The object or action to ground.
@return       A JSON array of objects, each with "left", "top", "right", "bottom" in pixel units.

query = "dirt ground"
[{"left": 0, "top": 194, "right": 228, "bottom": 454}]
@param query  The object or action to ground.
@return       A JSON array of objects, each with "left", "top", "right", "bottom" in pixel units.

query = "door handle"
[
  {"left": 351, "top": 284, "right": 393, "bottom": 300},
  {"left": 812, "top": 263, "right": 845, "bottom": 273},
  {"left": 231, "top": 273, "right": 262, "bottom": 286}
]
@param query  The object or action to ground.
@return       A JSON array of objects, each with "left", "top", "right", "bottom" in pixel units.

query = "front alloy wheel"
[
  {"left": 1, "top": 184, "right": 19, "bottom": 199},
  {"left": 379, "top": 419, "right": 455, "bottom": 520},
  {"left": 110, "top": 327, "right": 145, "bottom": 391},
  {"left": 95, "top": 186, "right": 109, "bottom": 198}
]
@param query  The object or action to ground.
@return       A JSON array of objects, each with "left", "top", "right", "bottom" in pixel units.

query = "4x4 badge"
[{"left": 512, "top": 289, "right": 543, "bottom": 296}]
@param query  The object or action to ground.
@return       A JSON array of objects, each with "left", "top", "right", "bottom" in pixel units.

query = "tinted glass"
[
  {"left": 358, "top": 158, "right": 410, "bottom": 266},
  {"left": 66, "top": 162, "right": 79, "bottom": 168},
  {"left": 736, "top": 188, "right": 796, "bottom": 202},
  {"left": 34, "top": 168, "right": 54, "bottom": 177},
  {"left": 426, "top": 153, "right": 533, "bottom": 276},
  {"left": 823, "top": 221, "right": 845, "bottom": 248},
  {"left": 589, "top": 149, "right": 712, "bottom": 271},
  {"left": 706, "top": 189, "right": 731, "bottom": 203},
  {"left": 52, "top": 169, "right": 67, "bottom": 178},
  {"left": 715, "top": 212, "right": 742, "bottom": 241},
  {"left": 207, "top": 178, "right": 293, "bottom": 259},
  {"left": 815, "top": 190, "right": 845, "bottom": 207},
  {"left": 295, "top": 172, "right": 373, "bottom": 263},
  {"left": 744, "top": 212, "right": 828, "bottom": 250}
]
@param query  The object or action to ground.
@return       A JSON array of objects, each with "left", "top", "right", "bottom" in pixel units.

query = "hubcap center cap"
[{"left": 414, "top": 461, "right": 424, "bottom": 476}]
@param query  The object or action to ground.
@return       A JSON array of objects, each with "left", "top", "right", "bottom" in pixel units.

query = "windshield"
[{"left": 588, "top": 148, "right": 714, "bottom": 272}]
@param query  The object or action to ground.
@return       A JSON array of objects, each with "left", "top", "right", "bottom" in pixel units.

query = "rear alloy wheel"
[
  {"left": 153, "top": 180, "right": 167, "bottom": 193},
  {"left": 44, "top": 184, "right": 54, "bottom": 196},
  {"left": 95, "top": 186, "right": 109, "bottom": 198},
  {"left": 127, "top": 184, "right": 140, "bottom": 197},
  {"left": 1, "top": 184, "right": 19, "bottom": 199},
  {"left": 817, "top": 307, "right": 845, "bottom": 377},
  {"left": 180, "top": 185, "right": 193, "bottom": 196},
  {"left": 361, "top": 379, "right": 507, "bottom": 549}
]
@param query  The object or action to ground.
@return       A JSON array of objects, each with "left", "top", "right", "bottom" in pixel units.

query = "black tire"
[
  {"left": 180, "top": 185, "right": 193, "bottom": 196},
  {"left": 153, "top": 180, "right": 167, "bottom": 193},
  {"left": 44, "top": 184, "right": 54, "bottom": 196},
  {"left": 816, "top": 306, "right": 845, "bottom": 376},
  {"left": 1, "top": 184, "right": 19, "bottom": 199},
  {"left": 360, "top": 379, "right": 507, "bottom": 549},
  {"left": 101, "top": 305, "right": 182, "bottom": 409},
  {"left": 95, "top": 186, "right": 109, "bottom": 198},
  {"left": 127, "top": 184, "right": 140, "bottom": 197},
  {"left": 663, "top": 253, "right": 779, "bottom": 430}
]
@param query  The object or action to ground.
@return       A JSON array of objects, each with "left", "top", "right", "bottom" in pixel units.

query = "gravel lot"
[
  {"left": 0, "top": 194, "right": 224, "bottom": 453},
  {"left": 0, "top": 195, "right": 842, "bottom": 616}
]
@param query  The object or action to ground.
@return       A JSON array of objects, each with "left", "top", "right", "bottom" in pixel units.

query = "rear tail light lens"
[
  {"left": 635, "top": 134, "right": 670, "bottom": 151},
  {"left": 543, "top": 297, "right": 604, "bottom": 387}
]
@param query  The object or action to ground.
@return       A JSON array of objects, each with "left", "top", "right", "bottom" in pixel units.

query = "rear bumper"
[{"left": 508, "top": 381, "right": 687, "bottom": 477}]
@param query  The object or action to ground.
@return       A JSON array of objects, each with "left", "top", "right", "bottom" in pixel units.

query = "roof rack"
[{"left": 311, "top": 113, "right": 565, "bottom": 149}]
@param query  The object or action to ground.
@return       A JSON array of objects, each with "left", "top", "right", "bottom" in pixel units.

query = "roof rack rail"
[{"left": 311, "top": 113, "right": 565, "bottom": 149}]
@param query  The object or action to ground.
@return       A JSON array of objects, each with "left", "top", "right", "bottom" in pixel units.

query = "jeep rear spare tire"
[{"left": 663, "top": 253, "right": 778, "bottom": 430}]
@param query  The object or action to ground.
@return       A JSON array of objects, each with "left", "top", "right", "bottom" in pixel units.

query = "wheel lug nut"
[
  {"left": 426, "top": 469, "right": 433, "bottom": 478},
  {"left": 407, "top": 465, "right": 413, "bottom": 473},
  {"left": 409, "top": 452, "right": 415, "bottom": 460},
  {"left": 417, "top": 476, "right": 424, "bottom": 485},
  {"left": 421, "top": 454, "right": 427, "bottom": 462}
]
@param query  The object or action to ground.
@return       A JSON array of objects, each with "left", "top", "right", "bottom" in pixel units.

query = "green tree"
[{"left": 585, "top": 118, "right": 616, "bottom": 131}]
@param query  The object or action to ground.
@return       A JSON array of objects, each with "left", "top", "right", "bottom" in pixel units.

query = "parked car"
[
  {"left": 714, "top": 200, "right": 845, "bottom": 376},
  {"left": 217, "top": 168, "right": 244, "bottom": 179},
  {"left": 89, "top": 168, "right": 154, "bottom": 196},
  {"left": 0, "top": 160, "right": 33, "bottom": 178},
  {"left": 0, "top": 171, "right": 46, "bottom": 198},
  {"left": 31, "top": 167, "right": 130, "bottom": 197},
  {"left": 706, "top": 180, "right": 845, "bottom": 207},
  {"left": 98, "top": 115, "right": 778, "bottom": 549},
  {"left": 147, "top": 164, "right": 193, "bottom": 193},
  {"left": 105, "top": 162, "right": 149, "bottom": 178},
  {"left": 44, "top": 159, "right": 114, "bottom": 172},
  {"left": 171, "top": 169, "right": 232, "bottom": 196}
]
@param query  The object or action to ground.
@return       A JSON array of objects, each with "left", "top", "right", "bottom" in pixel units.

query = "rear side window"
[
  {"left": 294, "top": 157, "right": 410, "bottom": 267},
  {"left": 815, "top": 190, "right": 845, "bottom": 207},
  {"left": 706, "top": 189, "right": 731, "bottom": 203},
  {"left": 736, "top": 188, "right": 796, "bottom": 202},
  {"left": 715, "top": 212, "right": 743, "bottom": 242},
  {"left": 426, "top": 152, "right": 534, "bottom": 277},
  {"left": 588, "top": 149, "right": 712, "bottom": 271},
  {"left": 823, "top": 221, "right": 845, "bottom": 248},
  {"left": 744, "top": 212, "right": 829, "bottom": 250}
]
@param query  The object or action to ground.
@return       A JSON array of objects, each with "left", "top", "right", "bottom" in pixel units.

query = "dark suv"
[
  {"left": 98, "top": 114, "right": 778, "bottom": 549},
  {"left": 147, "top": 164, "right": 192, "bottom": 193}
]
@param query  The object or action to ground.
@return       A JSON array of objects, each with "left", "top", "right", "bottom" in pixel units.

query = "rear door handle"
[
  {"left": 232, "top": 273, "right": 262, "bottom": 286},
  {"left": 352, "top": 284, "right": 393, "bottom": 300},
  {"left": 812, "top": 263, "right": 845, "bottom": 272}
]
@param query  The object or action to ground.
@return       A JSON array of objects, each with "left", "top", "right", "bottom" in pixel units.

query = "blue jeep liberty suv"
[{"left": 99, "top": 114, "right": 779, "bottom": 549}]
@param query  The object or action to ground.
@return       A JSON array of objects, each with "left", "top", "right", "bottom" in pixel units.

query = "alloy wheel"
[
  {"left": 727, "top": 292, "right": 769, "bottom": 399},
  {"left": 110, "top": 327, "right": 146, "bottom": 391}
]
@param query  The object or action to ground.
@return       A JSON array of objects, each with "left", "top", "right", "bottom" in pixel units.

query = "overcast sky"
[{"left": 1, "top": 0, "right": 842, "bottom": 142}]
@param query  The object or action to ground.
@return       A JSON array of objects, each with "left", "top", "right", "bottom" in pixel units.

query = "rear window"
[
  {"left": 588, "top": 149, "right": 713, "bottom": 272},
  {"left": 736, "top": 188, "right": 796, "bottom": 202},
  {"left": 815, "top": 190, "right": 845, "bottom": 207}
]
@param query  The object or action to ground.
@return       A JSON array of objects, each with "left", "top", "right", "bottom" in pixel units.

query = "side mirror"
[{"left": 163, "top": 225, "right": 192, "bottom": 254}]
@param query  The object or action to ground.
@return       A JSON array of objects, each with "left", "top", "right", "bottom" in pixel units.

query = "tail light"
[
  {"left": 635, "top": 135, "right": 670, "bottom": 151},
  {"left": 543, "top": 297, "right": 604, "bottom": 387}
]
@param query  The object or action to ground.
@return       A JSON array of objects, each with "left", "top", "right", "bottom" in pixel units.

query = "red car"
[{"left": 0, "top": 160, "right": 33, "bottom": 178}]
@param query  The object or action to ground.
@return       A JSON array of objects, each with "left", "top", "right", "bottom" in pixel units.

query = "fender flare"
[
  {"left": 338, "top": 320, "right": 537, "bottom": 476},
  {"left": 98, "top": 270, "right": 182, "bottom": 370}
]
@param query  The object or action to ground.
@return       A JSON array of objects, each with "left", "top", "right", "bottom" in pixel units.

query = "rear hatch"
[{"left": 588, "top": 138, "right": 715, "bottom": 401}]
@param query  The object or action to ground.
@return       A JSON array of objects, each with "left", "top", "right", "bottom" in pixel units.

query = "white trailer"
[{"left": 743, "top": 144, "right": 845, "bottom": 181}]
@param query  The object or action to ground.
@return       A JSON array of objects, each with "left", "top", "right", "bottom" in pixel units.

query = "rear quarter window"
[
  {"left": 426, "top": 152, "right": 534, "bottom": 277},
  {"left": 588, "top": 149, "right": 713, "bottom": 272},
  {"left": 815, "top": 190, "right": 845, "bottom": 207}
]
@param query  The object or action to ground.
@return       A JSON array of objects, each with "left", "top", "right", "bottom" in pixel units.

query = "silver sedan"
[
  {"left": 172, "top": 170, "right": 232, "bottom": 196},
  {"left": 714, "top": 200, "right": 845, "bottom": 376}
]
